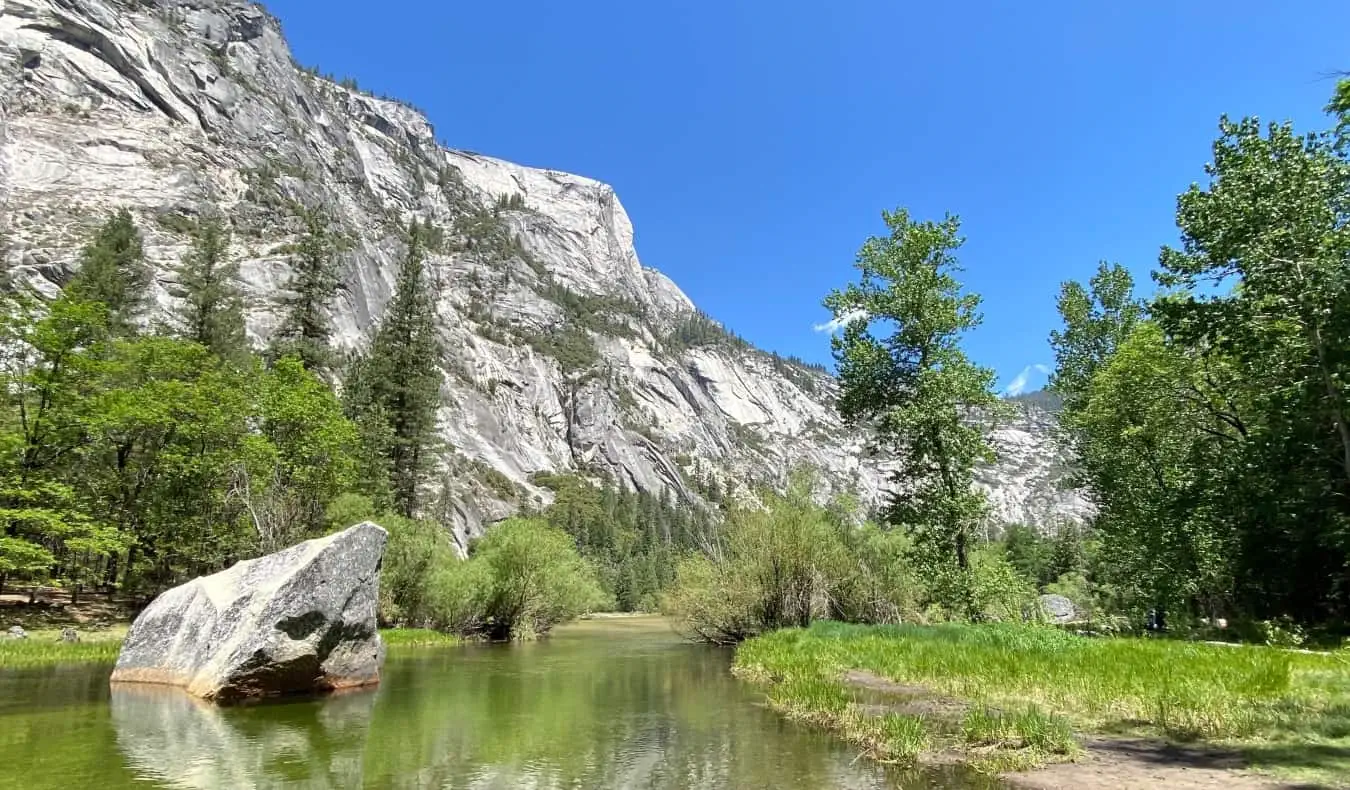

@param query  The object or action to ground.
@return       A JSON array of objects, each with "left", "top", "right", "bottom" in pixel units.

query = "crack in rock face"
[
  {"left": 110, "top": 521, "right": 388, "bottom": 704},
  {"left": 0, "top": 0, "right": 1093, "bottom": 543}
]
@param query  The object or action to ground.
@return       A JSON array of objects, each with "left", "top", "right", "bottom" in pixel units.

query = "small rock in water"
[
  {"left": 111, "top": 522, "right": 388, "bottom": 703},
  {"left": 7, "top": 625, "right": 27, "bottom": 640},
  {"left": 60, "top": 627, "right": 80, "bottom": 643}
]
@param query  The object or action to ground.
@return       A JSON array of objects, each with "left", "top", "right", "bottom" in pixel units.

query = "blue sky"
[{"left": 266, "top": 0, "right": 1350, "bottom": 394}]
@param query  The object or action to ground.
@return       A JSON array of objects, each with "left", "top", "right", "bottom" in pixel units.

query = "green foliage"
[
  {"left": 470, "top": 517, "right": 608, "bottom": 640},
  {"left": 737, "top": 620, "right": 1348, "bottom": 771},
  {"left": 343, "top": 220, "right": 444, "bottom": 517},
  {"left": 531, "top": 472, "right": 715, "bottom": 612},
  {"left": 251, "top": 356, "right": 360, "bottom": 549},
  {"left": 1048, "top": 262, "right": 1143, "bottom": 415},
  {"left": 373, "top": 508, "right": 458, "bottom": 627},
  {"left": 271, "top": 207, "right": 343, "bottom": 375},
  {"left": 167, "top": 215, "right": 248, "bottom": 359},
  {"left": 824, "top": 209, "right": 1003, "bottom": 583},
  {"left": 521, "top": 324, "right": 599, "bottom": 373},
  {"left": 0, "top": 210, "right": 373, "bottom": 600},
  {"left": 1044, "top": 84, "right": 1350, "bottom": 628},
  {"left": 664, "top": 310, "right": 749, "bottom": 352},
  {"left": 66, "top": 209, "right": 150, "bottom": 337},
  {"left": 663, "top": 473, "right": 855, "bottom": 644}
]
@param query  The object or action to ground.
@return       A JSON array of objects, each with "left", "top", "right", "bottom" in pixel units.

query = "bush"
[
  {"left": 426, "top": 556, "right": 492, "bottom": 634},
  {"left": 662, "top": 474, "right": 853, "bottom": 643},
  {"left": 829, "top": 522, "right": 922, "bottom": 625},
  {"left": 326, "top": 495, "right": 456, "bottom": 627},
  {"left": 472, "top": 517, "right": 608, "bottom": 640}
]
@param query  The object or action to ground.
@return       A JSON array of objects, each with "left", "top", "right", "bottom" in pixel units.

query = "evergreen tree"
[
  {"left": 66, "top": 209, "right": 150, "bottom": 336},
  {"left": 168, "top": 216, "right": 248, "bottom": 359},
  {"left": 273, "top": 208, "right": 342, "bottom": 375},
  {"left": 344, "top": 220, "right": 443, "bottom": 517}
]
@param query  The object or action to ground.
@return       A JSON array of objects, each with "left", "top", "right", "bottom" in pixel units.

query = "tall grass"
[
  {"left": 734, "top": 621, "right": 1350, "bottom": 774},
  {"left": 0, "top": 627, "right": 463, "bottom": 668},
  {"left": 379, "top": 628, "right": 463, "bottom": 649},
  {"left": 0, "top": 637, "right": 121, "bottom": 668}
]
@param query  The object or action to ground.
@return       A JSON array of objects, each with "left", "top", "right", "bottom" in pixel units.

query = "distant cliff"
[{"left": 0, "top": 0, "right": 1093, "bottom": 543}]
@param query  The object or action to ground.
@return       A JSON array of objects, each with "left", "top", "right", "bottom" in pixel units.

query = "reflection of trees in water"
[
  {"left": 360, "top": 637, "right": 904, "bottom": 790},
  {"left": 109, "top": 685, "right": 376, "bottom": 789},
  {"left": 97, "top": 625, "right": 994, "bottom": 789}
]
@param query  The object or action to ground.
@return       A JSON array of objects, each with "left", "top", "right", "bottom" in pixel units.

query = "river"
[{"left": 0, "top": 616, "right": 997, "bottom": 789}]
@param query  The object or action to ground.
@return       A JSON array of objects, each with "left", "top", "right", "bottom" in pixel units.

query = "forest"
[{"left": 4, "top": 78, "right": 1350, "bottom": 649}]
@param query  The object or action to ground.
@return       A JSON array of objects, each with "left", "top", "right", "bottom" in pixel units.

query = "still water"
[{"left": 0, "top": 616, "right": 996, "bottom": 789}]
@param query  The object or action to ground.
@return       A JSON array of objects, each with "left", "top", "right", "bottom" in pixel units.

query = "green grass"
[
  {"left": 0, "top": 626, "right": 462, "bottom": 668},
  {"left": 0, "top": 627, "right": 126, "bottom": 668},
  {"left": 733, "top": 621, "right": 1350, "bottom": 781},
  {"left": 379, "top": 628, "right": 463, "bottom": 649}
]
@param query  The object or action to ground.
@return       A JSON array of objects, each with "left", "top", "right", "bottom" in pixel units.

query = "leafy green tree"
[
  {"left": 1075, "top": 322, "right": 1244, "bottom": 618},
  {"left": 1048, "top": 262, "right": 1143, "bottom": 415},
  {"left": 823, "top": 209, "right": 1001, "bottom": 575},
  {"left": 344, "top": 220, "right": 443, "bottom": 517},
  {"left": 168, "top": 216, "right": 248, "bottom": 359},
  {"left": 1001, "top": 523, "right": 1051, "bottom": 586},
  {"left": 66, "top": 210, "right": 150, "bottom": 337},
  {"left": 272, "top": 207, "right": 342, "bottom": 374},
  {"left": 1149, "top": 113, "right": 1350, "bottom": 621},
  {"left": 73, "top": 338, "right": 262, "bottom": 591},
  {"left": 472, "top": 517, "right": 608, "bottom": 640},
  {"left": 243, "top": 356, "right": 360, "bottom": 550}
]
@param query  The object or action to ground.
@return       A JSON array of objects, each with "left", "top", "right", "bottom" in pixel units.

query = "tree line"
[
  {"left": 0, "top": 207, "right": 445, "bottom": 602},
  {"left": 756, "top": 77, "right": 1350, "bottom": 644},
  {"left": 1047, "top": 84, "right": 1350, "bottom": 629}
]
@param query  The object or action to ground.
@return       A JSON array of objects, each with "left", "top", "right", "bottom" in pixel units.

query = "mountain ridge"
[{"left": 0, "top": 0, "right": 1093, "bottom": 545}]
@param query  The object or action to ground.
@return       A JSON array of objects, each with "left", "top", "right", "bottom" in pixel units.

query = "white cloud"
[
  {"left": 813, "top": 308, "right": 869, "bottom": 334},
  {"left": 1002, "top": 364, "right": 1052, "bottom": 396}
]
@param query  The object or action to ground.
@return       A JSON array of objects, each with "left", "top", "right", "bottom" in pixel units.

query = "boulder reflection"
[{"left": 110, "top": 685, "right": 376, "bottom": 789}]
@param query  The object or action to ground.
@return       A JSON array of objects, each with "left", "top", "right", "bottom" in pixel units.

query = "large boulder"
[
  {"left": 1037, "top": 593, "right": 1079, "bottom": 625},
  {"left": 111, "top": 522, "right": 388, "bottom": 703}
]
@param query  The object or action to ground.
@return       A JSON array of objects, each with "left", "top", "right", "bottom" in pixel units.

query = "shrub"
[
  {"left": 662, "top": 473, "right": 853, "bottom": 643},
  {"left": 473, "top": 517, "right": 608, "bottom": 640}
]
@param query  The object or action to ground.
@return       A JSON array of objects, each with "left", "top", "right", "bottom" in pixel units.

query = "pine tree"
[
  {"left": 344, "top": 219, "right": 444, "bottom": 517},
  {"left": 66, "top": 209, "right": 150, "bottom": 336},
  {"left": 168, "top": 216, "right": 248, "bottom": 359},
  {"left": 273, "top": 207, "right": 342, "bottom": 375}
]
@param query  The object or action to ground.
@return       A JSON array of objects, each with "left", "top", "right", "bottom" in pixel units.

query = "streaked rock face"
[
  {"left": 0, "top": 0, "right": 1093, "bottom": 543},
  {"left": 111, "top": 522, "right": 387, "bottom": 703}
]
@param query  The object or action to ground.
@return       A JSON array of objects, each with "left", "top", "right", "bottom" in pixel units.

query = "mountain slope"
[{"left": 0, "top": 0, "right": 1092, "bottom": 545}]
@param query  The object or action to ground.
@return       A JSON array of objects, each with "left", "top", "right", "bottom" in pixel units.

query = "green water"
[{"left": 0, "top": 616, "right": 997, "bottom": 789}]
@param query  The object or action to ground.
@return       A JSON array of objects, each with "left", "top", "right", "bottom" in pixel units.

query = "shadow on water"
[{"left": 0, "top": 617, "right": 1002, "bottom": 789}]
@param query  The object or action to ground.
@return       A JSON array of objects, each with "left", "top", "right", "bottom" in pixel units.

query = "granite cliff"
[{"left": 0, "top": 0, "right": 1092, "bottom": 546}]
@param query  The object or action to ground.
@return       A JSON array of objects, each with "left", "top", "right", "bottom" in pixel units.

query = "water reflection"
[
  {"left": 110, "top": 686, "right": 376, "bottom": 789},
  {"left": 6, "top": 618, "right": 1001, "bottom": 789}
]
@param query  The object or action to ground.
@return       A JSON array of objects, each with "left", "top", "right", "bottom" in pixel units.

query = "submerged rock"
[
  {"left": 6, "top": 625, "right": 26, "bottom": 640},
  {"left": 111, "top": 522, "right": 388, "bottom": 703}
]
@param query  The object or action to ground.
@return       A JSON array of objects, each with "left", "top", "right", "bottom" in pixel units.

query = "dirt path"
[{"left": 1004, "top": 738, "right": 1336, "bottom": 790}]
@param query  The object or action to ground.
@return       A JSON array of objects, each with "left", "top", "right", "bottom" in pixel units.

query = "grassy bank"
[
  {"left": 379, "top": 628, "right": 463, "bottom": 649},
  {"left": 733, "top": 622, "right": 1350, "bottom": 781},
  {"left": 0, "top": 626, "right": 462, "bottom": 669},
  {"left": 0, "top": 626, "right": 127, "bottom": 669}
]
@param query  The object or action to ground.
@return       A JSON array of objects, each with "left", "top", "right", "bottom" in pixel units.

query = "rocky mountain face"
[{"left": 0, "top": 0, "right": 1092, "bottom": 547}]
